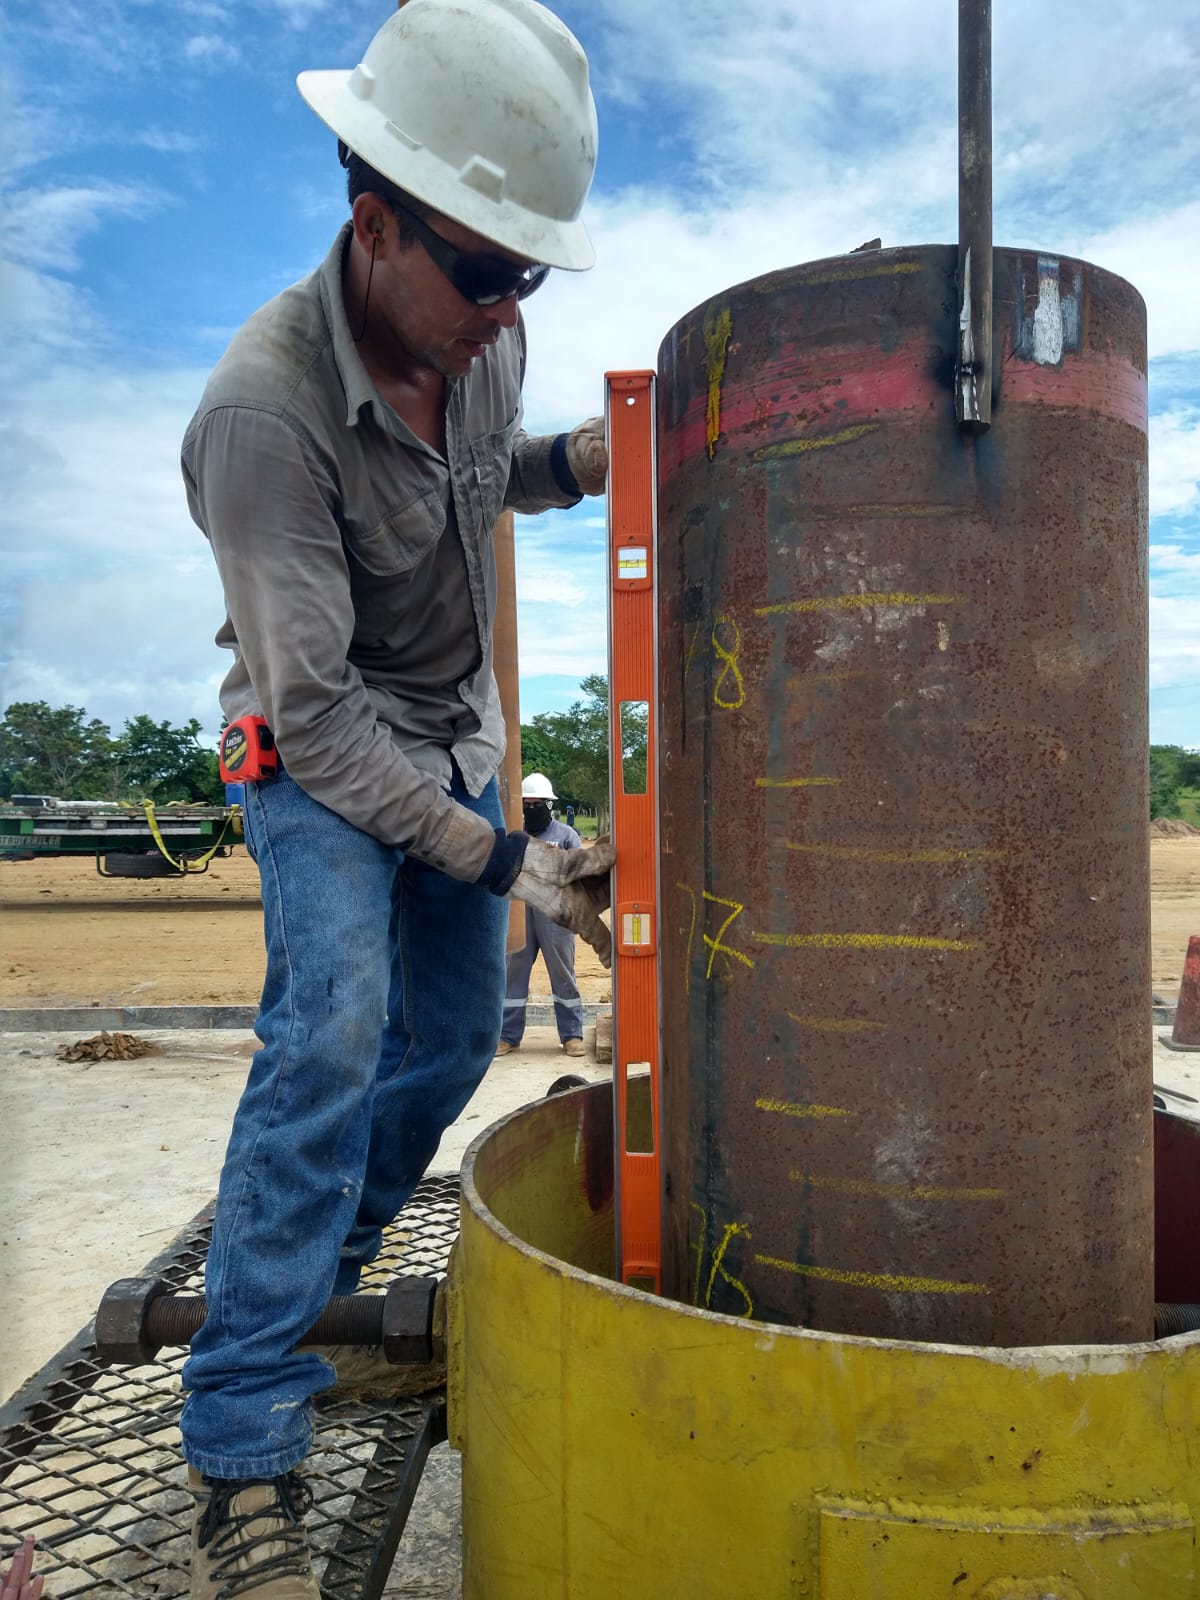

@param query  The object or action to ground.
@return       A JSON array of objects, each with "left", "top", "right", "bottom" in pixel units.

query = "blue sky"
[{"left": 2, "top": 0, "right": 1198, "bottom": 746}]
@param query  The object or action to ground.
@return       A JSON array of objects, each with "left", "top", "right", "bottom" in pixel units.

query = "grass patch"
[{"left": 1178, "top": 787, "right": 1200, "bottom": 827}]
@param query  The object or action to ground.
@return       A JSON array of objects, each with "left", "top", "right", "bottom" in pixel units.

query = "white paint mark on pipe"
[{"left": 1032, "top": 256, "right": 1064, "bottom": 366}]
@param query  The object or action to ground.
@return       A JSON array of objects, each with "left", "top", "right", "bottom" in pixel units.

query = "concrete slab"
[
  {"left": 0, "top": 1023, "right": 610, "bottom": 1404},
  {"left": 7, "top": 1024, "right": 1189, "bottom": 1597},
  {"left": 0, "top": 1002, "right": 611, "bottom": 1033}
]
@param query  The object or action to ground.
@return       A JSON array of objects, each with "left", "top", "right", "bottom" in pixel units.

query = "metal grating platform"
[{"left": 0, "top": 1175, "right": 461, "bottom": 1597}]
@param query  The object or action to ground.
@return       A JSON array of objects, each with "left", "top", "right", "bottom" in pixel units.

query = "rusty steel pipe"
[
  {"left": 655, "top": 245, "right": 1151, "bottom": 1347},
  {"left": 492, "top": 508, "right": 527, "bottom": 954},
  {"left": 957, "top": 0, "right": 993, "bottom": 432}
]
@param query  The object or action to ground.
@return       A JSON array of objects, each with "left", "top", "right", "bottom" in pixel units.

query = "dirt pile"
[
  {"left": 1151, "top": 817, "right": 1200, "bottom": 838},
  {"left": 57, "top": 1031, "right": 162, "bottom": 1063}
]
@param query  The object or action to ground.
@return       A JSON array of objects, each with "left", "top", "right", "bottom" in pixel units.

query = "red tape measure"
[{"left": 218, "top": 715, "right": 278, "bottom": 783}]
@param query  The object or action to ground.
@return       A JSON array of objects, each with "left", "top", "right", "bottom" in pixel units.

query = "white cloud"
[
  {"left": 515, "top": 569, "right": 590, "bottom": 609},
  {"left": 0, "top": 259, "right": 104, "bottom": 362},
  {"left": 181, "top": 1, "right": 232, "bottom": 20},
  {"left": 1081, "top": 204, "right": 1200, "bottom": 362},
  {"left": 512, "top": 508, "right": 607, "bottom": 685},
  {"left": 513, "top": 594, "right": 607, "bottom": 683},
  {"left": 1, "top": 181, "right": 162, "bottom": 273},
  {"left": 1150, "top": 544, "right": 1200, "bottom": 585},
  {"left": 183, "top": 34, "right": 240, "bottom": 67},
  {"left": 585, "top": 0, "right": 1197, "bottom": 238},
  {"left": 264, "top": 0, "right": 334, "bottom": 25},
  {"left": 131, "top": 129, "right": 206, "bottom": 155},
  {"left": 0, "top": 359, "right": 225, "bottom": 734},
  {"left": 1149, "top": 408, "right": 1200, "bottom": 518},
  {"left": 522, "top": 190, "right": 895, "bottom": 430},
  {"left": 1149, "top": 595, "right": 1200, "bottom": 690},
  {"left": 3, "top": 0, "right": 1198, "bottom": 743}
]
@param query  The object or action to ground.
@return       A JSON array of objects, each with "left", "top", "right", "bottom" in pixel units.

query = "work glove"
[
  {"left": 565, "top": 416, "right": 608, "bottom": 496},
  {"left": 478, "top": 832, "right": 617, "bottom": 966}
]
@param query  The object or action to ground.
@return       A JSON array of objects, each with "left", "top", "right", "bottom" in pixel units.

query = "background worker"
[
  {"left": 177, "top": 2, "right": 612, "bottom": 1594},
  {"left": 497, "top": 773, "right": 586, "bottom": 1058}
]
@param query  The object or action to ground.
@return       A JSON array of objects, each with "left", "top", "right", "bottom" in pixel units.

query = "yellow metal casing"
[{"left": 448, "top": 1081, "right": 1198, "bottom": 1600}]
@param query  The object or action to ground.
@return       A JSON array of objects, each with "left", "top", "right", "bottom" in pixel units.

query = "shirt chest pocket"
[
  {"left": 343, "top": 487, "right": 447, "bottom": 578},
  {"left": 468, "top": 415, "right": 518, "bottom": 535}
]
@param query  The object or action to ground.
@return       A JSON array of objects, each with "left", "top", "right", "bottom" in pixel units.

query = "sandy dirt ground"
[
  {"left": 2, "top": 839, "right": 1198, "bottom": 1007},
  {"left": 3, "top": 841, "right": 1198, "bottom": 1596},
  {"left": 0, "top": 849, "right": 612, "bottom": 1008},
  {"left": 0, "top": 849, "right": 615, "bottom": 1406},
  {"left": 0, "top": 1020, "right": 610, "bottom": 1405}
]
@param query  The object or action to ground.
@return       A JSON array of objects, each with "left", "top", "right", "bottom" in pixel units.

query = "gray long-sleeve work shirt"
[{"left": 182, "top": 224, "right": 582, "bottom": 881}]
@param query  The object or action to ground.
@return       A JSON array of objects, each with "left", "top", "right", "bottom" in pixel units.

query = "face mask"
[{"left": 524, "top": 801, "right": 552, "bottom": 835}]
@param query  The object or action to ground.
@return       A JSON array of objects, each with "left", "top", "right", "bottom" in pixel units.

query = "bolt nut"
[
  {"left": 95, "top": 1277, "right": 171, "bottom": 1366},
  {"left": 381, "top": 1276, "right": 438, "bottom": 1365}
]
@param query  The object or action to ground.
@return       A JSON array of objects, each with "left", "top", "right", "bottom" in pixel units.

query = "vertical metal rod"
[
  {"left": 491, "top": 509, "right": 526, "bottom": 954},
  {"left": 956, "top": 0, "right": 993, "bottom": 432}
]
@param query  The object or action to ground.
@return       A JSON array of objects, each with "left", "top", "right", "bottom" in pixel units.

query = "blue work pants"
[
  {"left": 500, "top": 906, "right": 584, "bottom": 1046},
  {"left": 180, "top": 769, "right": 505, "bottom": 1479}
]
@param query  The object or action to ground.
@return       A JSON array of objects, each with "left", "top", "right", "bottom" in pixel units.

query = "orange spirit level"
[{"left": 605, "top": 369, "right": 662, "bottom": 1292}]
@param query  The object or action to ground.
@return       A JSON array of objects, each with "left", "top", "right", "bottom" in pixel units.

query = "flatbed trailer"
[{"left": 0, "top": 799, "right": 242, "bottom": 876}]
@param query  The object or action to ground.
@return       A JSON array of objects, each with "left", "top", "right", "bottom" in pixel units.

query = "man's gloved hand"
[
  {"left": 477, "top": 831, "right": 617, "bottom": 966},
  {"left": 565, "top": 416, "right": 608, "bottom": 496}
]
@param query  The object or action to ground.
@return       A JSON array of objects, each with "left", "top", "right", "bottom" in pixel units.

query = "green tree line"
[
  {"left": 4, "top": 696, "right": 1189, "bottom": 825},
  {"left": 519, "top": 673, "right": 646, "bottom": 830},
  {"left": 0, "top": 701, "right": 223, "bottom": 804},
  {"left": 1150, "top": 745, "right": 1200, "bottom": 823}
]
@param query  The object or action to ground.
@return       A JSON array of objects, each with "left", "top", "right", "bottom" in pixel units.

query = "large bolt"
[
  {"left": 94, "top": 1275, "right": 443, "bottom": 1366},
  {"left": 94, "top": 1276, "right": 172, "bottom": 1366}
]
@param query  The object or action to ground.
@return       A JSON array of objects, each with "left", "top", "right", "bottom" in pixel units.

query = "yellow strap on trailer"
[{"left": 142, "top": 800, "right": 236, "bottom": 873}]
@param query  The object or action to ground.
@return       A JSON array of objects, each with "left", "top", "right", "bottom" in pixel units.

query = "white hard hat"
[
  {"left": 297, "top": 0, "right": 597, "bottom": 270},
  {"left": 522, "top": 772, "right": 556, "bottom": 800}
]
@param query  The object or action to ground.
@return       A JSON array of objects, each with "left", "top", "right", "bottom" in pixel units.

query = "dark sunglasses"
[{"left": 390, "top": 199, "right": 551, "bottom": 306}]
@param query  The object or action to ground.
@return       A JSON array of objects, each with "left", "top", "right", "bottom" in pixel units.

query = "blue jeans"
[{"left": 180, "top": 769, "right": 505, "bottom": 1479}]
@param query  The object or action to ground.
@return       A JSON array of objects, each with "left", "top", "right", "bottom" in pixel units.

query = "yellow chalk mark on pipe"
[
  {"left": 796, "top": 261, "right": 927, "bottom": 286},
  {"left": 705, "top": 1222, "right": 754, "bottom": 1318},
  {"left": 785, "top": 842, "right": 1005, "bottom": 864},
  {"left": 754, "top": 423, "right": 878, "bottom": 461},
  {"left": 801, "top": 502, "right": 962, "bottom": 518},
  {"left": 702, "top": 890, "right": 755, "bottom": 977},
  {"left": 755, "top": 775, "right": 842, "bottom": 788},
  {"left": 753, "top": 932, "right": 977, "bottom": 952},
  {"left": 788, "top": 1171, "right": 1006, "bottom": 1202},
  {"left": 786, "top": 1013, "right": 886, "bottom": 1035},
  {"left": 688, "top": 1201, "right": 708, "bottom": 1307},
  {"left": 754, "top": 591, "right": 960, "bottom": 617},
  {"left": 755, "top": 1255, "right": 989, "bottom": 1295},
  {"left": 703, "top": 306, "right": 732, "bottom": 460},
  {"left": 677, "top": 882, "right": 698, "bottom": 996},
  {"left": 787, "top": 668, "right": 874, "bottom": 684},
  {"left": 755, "top": 1097, "right": 855, "bottom": 1120},
  {"left": 711, "top": 615, "right": 746, "bottom": 710}
]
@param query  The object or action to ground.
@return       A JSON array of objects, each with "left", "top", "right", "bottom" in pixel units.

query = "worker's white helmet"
[
  {"left": 297, "top": 0, "right": 597, "bottom": 270},
  {"left": 522, "top": 772, "right": 556, "bottom": 800}
]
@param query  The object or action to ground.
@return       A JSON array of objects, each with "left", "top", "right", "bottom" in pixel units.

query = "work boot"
[
  {"left": 189, "top": 1466, "right": 318, "bottom": 1599},
  {"left": 563, "top": 1037, "right": 585, "bottom": 1058},
  {"left": 494, "top": 1039, "right": 516, "bottom": 1057}
]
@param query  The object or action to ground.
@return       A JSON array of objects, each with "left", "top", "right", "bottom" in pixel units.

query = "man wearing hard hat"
[
  {"left": 179, "top": 3, "right": 611, "bottom": 1592},
  {"left": 496, "top": 772, "right": 587, "bottom": 1057}
]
